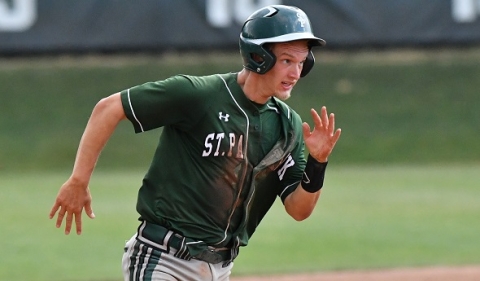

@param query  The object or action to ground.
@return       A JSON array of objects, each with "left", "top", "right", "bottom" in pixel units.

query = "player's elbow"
[
  {"left": 93, "top": 93, "right": 126, "bottom": 121},
  {"left": 286, "top": 206, "right": 314, "bottom": 221},
  {"left": 294, "top": 211, "right": 313, "bottom": 221},
  {"left": 284, "top": 190, "right": 317, "bottom": 221}
]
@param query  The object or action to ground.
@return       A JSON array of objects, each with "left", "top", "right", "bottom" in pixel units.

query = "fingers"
[
  {"left": 51, "top": 201, "right": 94, "bottom": 235},
  {"left": 321, "top": 106, "right": 329, "bottom": 128},
  {"left": 53, "top": 208, "right": 91, "bottom": 235},
  {"left": 310, "top": 108, "right": 323, "bottom": 129},
  {"left": 49, "top": 202, "right": 60, "bottom": 219},
  {"left": 85, "top": 201, "right": 96, "bottom": 219},
  {"left": 332, "top": 128, "right": 342, "bottom": 144},
  {"left": 302, "top": 122, "right": 311, "bottom": 137},
  {"left": 308, "top": 106, "right": 341, "bottom": 143},
  {"left": 55, "top": 206, "right": 65, "bottom": 228},
  {"left": 50, "top": 200, "right": 69, "bottom": 232},
  {"left": 310, "top": 106, "right": 334, "bottom": 133},
  {"left": 65, "top": 210, "right": 74, "bottom": 235},
  {"left": 74, "top": 212, "right": 82, "bottom": 235},
  {"left": 328, "top": 112, "right": 335, "bottom": 134}
]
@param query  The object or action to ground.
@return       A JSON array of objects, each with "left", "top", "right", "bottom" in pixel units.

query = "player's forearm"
[
  {"left": 284, "top": 185, "right": 321, "bottom": 221},
  {"left": 70, "top": 93, "right": 126, "bottom": 184}
]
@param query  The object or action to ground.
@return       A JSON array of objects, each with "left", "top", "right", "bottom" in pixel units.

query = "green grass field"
[{"left": 1, "top": 165, "right": 479, "bottom": 281}]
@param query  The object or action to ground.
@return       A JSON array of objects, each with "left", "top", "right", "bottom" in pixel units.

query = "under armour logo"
[{"left": 219, "top": 112, "right": 229, "bottom": 122}]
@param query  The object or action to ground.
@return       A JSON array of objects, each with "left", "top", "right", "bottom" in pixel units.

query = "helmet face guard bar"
[{"left": 239, "top": 5, "right": 326, "bottom": 77}]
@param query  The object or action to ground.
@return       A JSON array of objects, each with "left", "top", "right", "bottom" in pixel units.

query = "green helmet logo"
[{"left": 239, "top": 5, "right": 326, "bottom": 77}]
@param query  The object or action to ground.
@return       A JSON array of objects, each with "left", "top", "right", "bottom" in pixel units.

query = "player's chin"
[{"left": 275, "top": 90, "right": 292, "bottom": 101}]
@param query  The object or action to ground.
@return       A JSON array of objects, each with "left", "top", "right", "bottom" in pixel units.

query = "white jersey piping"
[
  {"left": 216, "top": 74, "right": 250, "bottom": 246},
  {"left": 127, "top": 88, "right": 145, "bottom": 132},
  {"left": 280, "top": 180, "right": 300, "bottom": 198},
  {"left": 267, "top": 103, "right": 279, "bottom": 114}
]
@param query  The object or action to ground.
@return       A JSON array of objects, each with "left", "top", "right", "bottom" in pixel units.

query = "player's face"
[{"left": 266, "top": 40, "right": 309, "bottom": 100}]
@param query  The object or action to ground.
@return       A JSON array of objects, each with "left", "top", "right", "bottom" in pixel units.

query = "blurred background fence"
[{"left": 2, "top": 0, "right": 480, "bottom": 54}]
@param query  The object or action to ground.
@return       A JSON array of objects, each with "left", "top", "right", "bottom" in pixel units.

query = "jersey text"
[
  {"left": 277, "top": 154, "right": 295, "bottom": 181},
  {"left": 202, "top": 132, "right": 244, "bottom": 159}
]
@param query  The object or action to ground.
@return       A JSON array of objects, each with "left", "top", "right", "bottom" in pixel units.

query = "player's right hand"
[{"left": 49, "top": 179, "right": 95, "bottom": 235}]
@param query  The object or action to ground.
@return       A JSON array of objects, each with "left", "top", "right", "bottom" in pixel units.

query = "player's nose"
[{"left": 289, "top": 63, "right": 302, "bottom": 79}]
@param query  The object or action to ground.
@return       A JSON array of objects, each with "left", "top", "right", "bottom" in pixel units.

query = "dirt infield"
[{"left": 231, "top": 265, "right": 480, "bottom": 281}]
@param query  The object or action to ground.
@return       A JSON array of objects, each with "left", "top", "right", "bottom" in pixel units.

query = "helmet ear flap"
[
  {"left": 248, "top": 47, "right": 276, "bottom": 74},
  {"left": 300, "top": 50, "right": 315, "bottom": 77},
  {"left": 239, "top": 37, "right": 276, "bottom": 74}
]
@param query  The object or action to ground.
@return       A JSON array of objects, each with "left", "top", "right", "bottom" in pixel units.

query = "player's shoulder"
[
  {"left": 155, "top": 73, "right": 235, "bottom": 102},
  {"left": 271, "top": 98, "right": 302, "bottom": 124},
  {"left": 174, "top": 73, "right": 236, "bottom": 90}
]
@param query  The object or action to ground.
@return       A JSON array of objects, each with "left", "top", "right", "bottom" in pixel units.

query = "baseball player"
[{"left": 49, "top": 5, "right": 341, "bottom": 281}]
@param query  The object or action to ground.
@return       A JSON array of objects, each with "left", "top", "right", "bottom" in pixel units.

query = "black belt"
[{"left": 136, "top": 221, "right": 233, "bottom": 265}]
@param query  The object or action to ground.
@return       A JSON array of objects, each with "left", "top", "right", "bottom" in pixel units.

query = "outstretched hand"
[
  {"left": 49, "top": 179, "right": 95, "bottom": 235},
  {"left": 302, "top": 106, "right": 341, "bottom": 162}
]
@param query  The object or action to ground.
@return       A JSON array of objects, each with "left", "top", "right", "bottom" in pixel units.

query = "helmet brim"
[{"left": 243, "top": 32, "right": 326, "bottom": 47}]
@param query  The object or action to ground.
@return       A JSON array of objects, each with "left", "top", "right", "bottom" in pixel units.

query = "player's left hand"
[{"left": 302, "top": 106, "right": 341, "bottom": 162}]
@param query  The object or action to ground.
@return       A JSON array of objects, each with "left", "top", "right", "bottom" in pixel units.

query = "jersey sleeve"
[{"left": 120, "top": 75, "right": 204, "bottom": 133}]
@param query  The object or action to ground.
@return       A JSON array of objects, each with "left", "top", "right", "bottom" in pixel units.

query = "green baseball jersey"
[{"left": 120, "top": 72, "right": 306, "bottom": 248}]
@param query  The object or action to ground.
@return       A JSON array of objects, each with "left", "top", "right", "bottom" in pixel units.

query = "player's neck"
[{"left": 237, "top": 69, "right": 271, "bottom": 104}]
